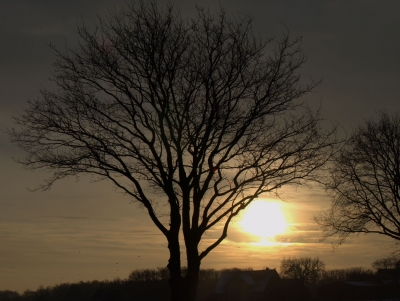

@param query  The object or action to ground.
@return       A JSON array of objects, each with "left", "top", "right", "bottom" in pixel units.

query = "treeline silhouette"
[
  {"left": 0, "top": 266, "right": 373, "bottom": 301},
  {"left": 319, "top": 267, "right": 375, "bottom": 284},
  {"left": 0, "top": 267, "right": 230, "bottom": 301}
]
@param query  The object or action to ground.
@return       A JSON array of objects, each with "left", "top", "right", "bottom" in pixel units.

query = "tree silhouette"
[
  {"left": 316, "top": 112, "right": 400, "bottom": 249},
  {"left": 280, "top": 257, "right": 325, "bottom": 285},
  {"left": 9, "top": 2, "right": 337, "bottom": 300},
  {"left": 372, "top": 255, "right": 400, "bottom": 271}
]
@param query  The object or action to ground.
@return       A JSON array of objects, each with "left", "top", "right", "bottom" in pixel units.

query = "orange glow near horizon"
[{"left": 239, "top": 200, "right": 288, "bottom": 243}]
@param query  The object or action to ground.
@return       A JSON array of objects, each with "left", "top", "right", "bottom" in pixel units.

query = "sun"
[{"left": 240, "top": 200, "right": 287, "bottom": 238}]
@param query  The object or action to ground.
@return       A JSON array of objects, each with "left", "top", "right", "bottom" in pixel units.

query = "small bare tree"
[
  {"left": 372, "top": 256, "right": 400, "bottom": 271},
  {"left": 280, "top": 257, "right": 325, "bottom": 285},
  {"left": 316, "top": 112, "right": 400, "bottom": 250},
  {"left": 8, "top": 2, "right": 336, "bottom": 300}
]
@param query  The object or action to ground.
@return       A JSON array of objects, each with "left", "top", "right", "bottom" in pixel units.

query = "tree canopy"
[
  {"left": 9, "top": 2, "right": 337, "bottom": 300},
  {"left": 316, "top": 112, "right": 400, "bottom": 248},
  {"left": 280, "top": 257, "right": 326, "bottom": 285},
  {"left": 372, "top": 255, "right": 400, "bottom": 271}
]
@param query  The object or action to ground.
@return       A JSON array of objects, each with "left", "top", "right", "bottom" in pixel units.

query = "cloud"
[{"left": 43, "top": 215, "right": 90, "bottom": 220}]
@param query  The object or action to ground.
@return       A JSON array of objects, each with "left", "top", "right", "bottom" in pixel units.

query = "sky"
[{"left": 1, "top": 0, "right": 400, "bottom": 293}]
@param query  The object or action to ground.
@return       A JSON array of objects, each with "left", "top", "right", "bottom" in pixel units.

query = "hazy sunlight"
[{"left": 240, "top": 200, "right": 287, "bottom": 240}]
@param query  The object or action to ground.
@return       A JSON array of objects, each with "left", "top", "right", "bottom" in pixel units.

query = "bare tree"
[
  {"left": 8, "top": 2, "right": 336, "bottom": 300},
  {"left": 280, "top": 257, "right": 325, "bottom": 285},
  {"left": 372, "top": 256, "right": 400, "bottom": 271},
  {"left": 316, "top": 112, "right": 400, "bottom": 249}
]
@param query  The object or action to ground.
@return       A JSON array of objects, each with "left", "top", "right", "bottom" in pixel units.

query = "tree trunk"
[
  {"left": 167, "top": 233, "right": 184, "bottom": 300},
  {"left": 185, "top": 243, "right": 201, "bottom": 301},
  {"left": 183, "top": 264, "right": 200, "bottom": 301},
  {"left": 168, "top": 272, "right": 200, "bottom": 301},
  {"left": 168, "top": 274, "right": 184, "bottom": 301},
  {"left": 168, "top": 268, "right": 200, "bottom": 301},
  {"left": 167, "top": 240, "right": 201, "bottom": 301}
]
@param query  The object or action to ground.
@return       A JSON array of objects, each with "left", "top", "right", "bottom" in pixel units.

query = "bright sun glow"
[{"left": 240, "top": 200, "right": 287, "bottom": 239}]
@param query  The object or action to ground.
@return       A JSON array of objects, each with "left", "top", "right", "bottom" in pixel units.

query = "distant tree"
[
  {"left": 8, "top": 2, "right": 337, "bottom": 300},
  {"left": 372, "top": 256, "right": 400, "bottom": 270},
  {"left": 280, "top": 257, "right": 325, "bottom": 285},
  {"left": 198, "top": 268, "right": 221, "bottom": 282},
  {"left": 0, "top": 290, "right": 20, "bottom": 301},
  {"left": 91, "top": 288, "right": 123, "bottom": 301},
  {"left": 128, "top": 267, "right": 170, "bottom": 282},
  {"left": 319, "top": 268, "right": 347, "bottom": 284},
  {"left": 319, "top": 267, "right": 374, "bottom": 284},
  {"left": 316, "top": 112, "right": 400, "bottom": 247},
  {"left": 344, "top": 267, "right": 375, "bottom": 281}
]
